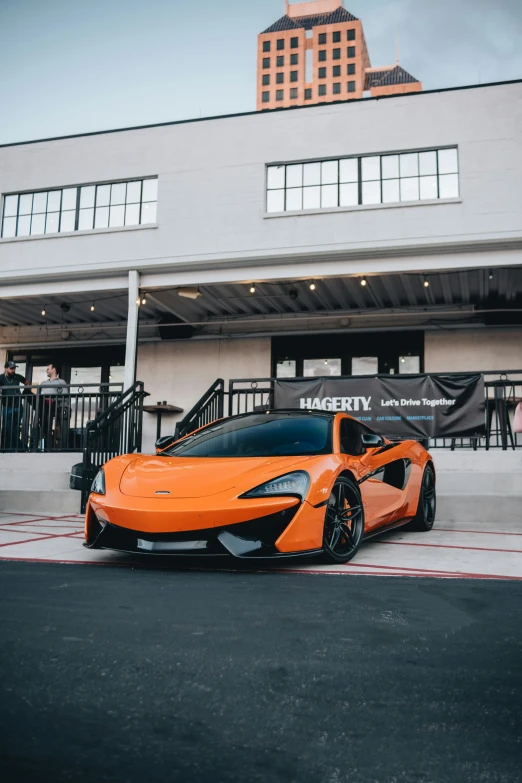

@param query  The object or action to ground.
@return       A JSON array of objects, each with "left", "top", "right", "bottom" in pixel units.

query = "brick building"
[{"left": 257, "top": 0, "right": 421, "bottom": 111}]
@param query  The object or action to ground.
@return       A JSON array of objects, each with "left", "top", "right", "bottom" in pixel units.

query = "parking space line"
[
  {"left": 0, "top": 531, "right": 85, "bottom": 548},
  {"left": 374, "top": 540, "right": 522, "bottom": 554},
  {"left": 435, "top": 527, "right": 522, "bottom": 537}
]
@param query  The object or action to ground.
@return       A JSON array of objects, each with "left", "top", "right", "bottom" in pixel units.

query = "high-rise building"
[{"left": 257, "top": 0, "right": 421, "bottom": 111}]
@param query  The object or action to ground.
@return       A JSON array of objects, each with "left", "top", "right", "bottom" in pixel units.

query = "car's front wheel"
[{"left": 322, "top": 476, "right": 365, "bottom": 564}]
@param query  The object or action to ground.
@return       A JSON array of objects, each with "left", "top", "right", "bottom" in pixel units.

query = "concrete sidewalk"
[{"left": 0, "top": 511, "right": 521, "bottom": 580}]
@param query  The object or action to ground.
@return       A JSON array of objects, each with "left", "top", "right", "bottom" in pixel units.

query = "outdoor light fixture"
[
  {"left": 141, "top": 295, "right": 147, "bottom": 305},
  {"left": 249, "top": 285, "right": 256, "bottom": 294},
  {"left": 178, "top": 287, "right": 202, "bottom": 300},
  {"left": 90, "top": 302, "right": 95, "bottom": 312},
  {"left": 41, "top": 306, "right": 46, "bottom": 316},
  {"left": 423, "top": 278, "right": 430, "bottom": 288},
  {"left": 360, "top": 277, "right": 367, "bottom": 287},
  {"left": 489, "top": 271, "right": 493, "bottom": 280},
  {"left": 309, "top": 282, "right": 316, "bottom": 291}
]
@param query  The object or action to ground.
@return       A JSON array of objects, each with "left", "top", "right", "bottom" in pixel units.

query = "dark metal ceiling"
[{"left": 0, "top": 267, "right": 520, "bottom": 341}]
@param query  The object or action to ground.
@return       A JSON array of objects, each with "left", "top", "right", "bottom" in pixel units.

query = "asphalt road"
[{"left": 0, "top": 562, "right": 521, "bottom": 783}]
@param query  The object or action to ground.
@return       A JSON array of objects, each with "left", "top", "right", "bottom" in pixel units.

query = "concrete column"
[{"left": 124, "top": 270, "right": 140, "bottom": 391}]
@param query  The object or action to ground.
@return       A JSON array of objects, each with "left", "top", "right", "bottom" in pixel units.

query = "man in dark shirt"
[{"left": 0, "top": 361, "right": 29, "bottom": 449}]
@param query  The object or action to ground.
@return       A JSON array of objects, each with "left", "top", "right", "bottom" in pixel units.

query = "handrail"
[
  {"left": 79, "top": 382, "right": 149, "bottom": 512},
  {"left": 85, "top": 382, "right": 147, "bottom": 435},
  {"left": 173, "top": 378, "right": 225, "bottom": 442}
]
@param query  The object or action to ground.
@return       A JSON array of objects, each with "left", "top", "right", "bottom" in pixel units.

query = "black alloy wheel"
[
  {"left": 409, "top": 465, "right": 436, "bottom": 531},
  {"left": 322, "top": 476, "right": 365, "bottom": 564}
]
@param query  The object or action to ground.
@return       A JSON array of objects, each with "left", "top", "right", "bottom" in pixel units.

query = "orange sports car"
[{"left": 85, "top": 410, "right": 436, "bottom": 563}]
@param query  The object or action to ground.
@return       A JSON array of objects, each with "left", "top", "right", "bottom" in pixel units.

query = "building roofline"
[{"left": 1, "top": 78, "right": 521, "bottom": 150}]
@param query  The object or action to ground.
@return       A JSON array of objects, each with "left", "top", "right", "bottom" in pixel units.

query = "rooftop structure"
[{"left": 257, "top": 0, "right": 421, "bottom": 110}]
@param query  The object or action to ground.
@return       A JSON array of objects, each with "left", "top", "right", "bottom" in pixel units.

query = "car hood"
[{"left": 119, "top": 454, "right": 316, "bottom": 498}]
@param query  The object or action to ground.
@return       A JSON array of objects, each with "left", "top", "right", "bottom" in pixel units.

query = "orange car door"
[{"left": 339, "top": 419, "right": 404, "bottom": 530}]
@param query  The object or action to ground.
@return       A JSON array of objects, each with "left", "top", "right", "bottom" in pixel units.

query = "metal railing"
[
  {"left": 0, "top": 383, "right": 124, "bottom": 453},
  {"left": 117, "top": 371, "right": 522, "bottom": 454},
  {"left": 80, "top": 382, "right": 148, "bottom": 512},
  {"left": 227, "top": 372, "right": 522, "bottom": 450},
  {"left": 174, "top": 378, "right": 225, "bottom": 441}
]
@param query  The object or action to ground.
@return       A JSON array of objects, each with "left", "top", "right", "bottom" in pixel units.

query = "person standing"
[
  {"left": 0, "top": 361, "right": 29, "bottom": 450},
  {"left": 38, "top": 363, "right": 69, "bottom": 449}
]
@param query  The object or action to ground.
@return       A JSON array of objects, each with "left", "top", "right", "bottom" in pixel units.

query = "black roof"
[
  {"left": 262, "top": 7, "right": 358, "bottom": 34},
  {"left": 365, "top": 65, "right": 420, "bottom": 89}
]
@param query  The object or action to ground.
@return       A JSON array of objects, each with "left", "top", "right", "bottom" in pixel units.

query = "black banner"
[{"left": 273, "top": 374, "right": 485, "bottom": 439}]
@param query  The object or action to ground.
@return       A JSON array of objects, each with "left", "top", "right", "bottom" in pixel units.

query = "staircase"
[
  {"left": 434, "top": 450, "right": 522, "bottom": 524},
  {"left": 0, "top": 453, "right": 81, "bottom": 514}
]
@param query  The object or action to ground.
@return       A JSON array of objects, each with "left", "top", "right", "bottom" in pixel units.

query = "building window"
[
  {"left": 333, "top": 65, "right": 341, "bottom": 77},
  {"left": 263, "top": 40, "right": 271, "bottom": 52},
  {"left": 290, "top": 71, "right": 298, "bottom": 82},
  {"left": 347, "top": 46, "right": 356, "bottom": 58},
  {"left": 318, "top": 84, "right": 327, "bottom": 96},
  {"left": 304, "top": 358, "right": 342, "bottom": 377},
  {"left": 262, "top": 91, "right": 270, "bottom": 103},
  {"left": 333, "top": 83, "right": 341, "bottom": 94},
  {"left": 276, "top": 360, "right": 297, "bottom": 378},
  {"left": 276, "top": 72, "right": 284, "bottom": 84},
  {"left": 263, "top": 57, "right": 270, "bottom": 69},
  {"left": 347, "top": 63, "right": 356, "bottom": 75},
  {"left": 318, "top": 33, "right": 327, "bottom": 44},
  {"left": 277, "top": 38, "right": 285, "bottom": 50},
  {"left": 265, "top": 147, "right": 459, "bottom": 213},
  {"left": 276, "top": 55, "right": 284, "bottom": 67},
  {"left": 318, "top": 67, "right": 327, "bottom": 78},
  {"left": 262, "top": 74, "right": 270, "bottom": 86},
  {"left": 347, "top": 80, "right": 356, "bottom": 93},
  {"left": 347, "top": 28, "right": 356, "bottom": 41},
  {"left": 290, "top": 53, "right": 298, "bottom": 65},
  {"left": 290, "top": 37, "right": 299, "bottom": 48},
  {"left": 276, "top": 90, "right": 284, "bottom": 101},
  {"left": 333, "top": 31, "right": 341, "bottom": 43},
  {"left": 333, "top": 48, "right": 341, "bottom": 60},
  {"left": 290, "top": 88, "right": 298, "bottom": 99},
  {"left": 1, "top": 177, "right": 158, "bottom": 238},
  {"left": 318, "top": 50, "right": 327, "bottom": 61},
  {"left": 304, "top": 88, "right": 312, "bottom": 100}
]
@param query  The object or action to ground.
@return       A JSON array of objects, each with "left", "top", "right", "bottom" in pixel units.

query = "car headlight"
[
  {"left": 240, "top": 471, "right": 309, "bottom": 500},
  {"left": 91, "top": 468, "right": 106, "bottom": 495}
]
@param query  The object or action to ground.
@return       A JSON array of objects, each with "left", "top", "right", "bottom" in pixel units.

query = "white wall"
[
  {"left": 1, "top": 81, "right": 521, "bottom": 286},
  {"left": 425, "top": 328, "right": 522, "bottom": 372},
  {"left": 136, "top": 337, "right": 271, "bottom": 451}
]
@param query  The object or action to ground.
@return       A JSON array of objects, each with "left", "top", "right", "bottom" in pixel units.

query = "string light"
[
  {"left": 423, "top": 277, "right": 430, "bottom": 288},
  {"left": 90, "top": 302, "right": 95, "bottom": 312},
  {"left": 41, "top": 306, "right": 46, "bottom": 316},
  {"left": 489, "top": 271, "right": 493, "bottom": 280},
  {"left": 360, "top": 277, "right": 367, "bottom": 287},
  {"left": 249, "top": 285, "right": 256, "bottom": 294},
  {"left": 141, "top": 295, "right": 147, "bottom": 305},
  {"left": 309, "top": 281, "right": 316, "bottom": 291}
]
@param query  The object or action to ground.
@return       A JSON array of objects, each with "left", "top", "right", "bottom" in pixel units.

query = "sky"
[{"left": 1, "top": 0, "right": 521, "bottom": 144}]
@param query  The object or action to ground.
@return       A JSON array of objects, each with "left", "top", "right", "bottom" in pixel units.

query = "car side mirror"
[
  {"left": 155, "top": 435, "right": 177, "bottom": 452},
  {"left": 361, "top": 433, "right": 384, "bottom": 449}
]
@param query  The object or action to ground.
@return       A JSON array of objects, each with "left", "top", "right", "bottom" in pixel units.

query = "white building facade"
[{"left": 1, "top": 79, "right": 521, "bottom": 450}]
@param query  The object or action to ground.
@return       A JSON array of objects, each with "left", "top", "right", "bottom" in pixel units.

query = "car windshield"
[{"left": 164, "top": 413, "right": 333, "bottom": 458}]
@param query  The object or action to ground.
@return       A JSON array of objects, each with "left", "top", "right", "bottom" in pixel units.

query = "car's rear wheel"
[
  {"left": 322, "top": 476, "right": 364, "bottom": 564},
  {"left": 409, "top": 465, "right": 436, "bottom": 531}
]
